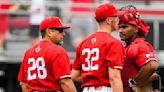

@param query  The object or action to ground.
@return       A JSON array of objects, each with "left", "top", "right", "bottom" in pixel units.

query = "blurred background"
[{"left": 0, "top": 0, "right": 164, "bottom": 92}]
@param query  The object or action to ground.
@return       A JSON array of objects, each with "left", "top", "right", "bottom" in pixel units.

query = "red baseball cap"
[
  {"left": 119, "top": 8, "right": 150, "bottom": 36},
  {"left": 40, "top": 16, "right": 70, "bottom": 31},
  {"left": 95, "top": 2, "right": 124, "bottom": 21}
]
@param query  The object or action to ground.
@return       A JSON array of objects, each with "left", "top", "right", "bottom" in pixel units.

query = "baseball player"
[
  {"left": 17, "top": 16, "right": 77, "bottom": 92},
  {"left": 71, "top": 2, "right": 124, "bottom": 92},
  {"left": 118, "top": 5, "right": 159, "bottom": 92},
  {"left": 0, "top": 1, "right": 19, "bottom": 54}
]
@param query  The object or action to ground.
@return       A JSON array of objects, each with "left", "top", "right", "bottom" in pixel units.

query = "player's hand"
[{"left": 129, "top": 78, "right": 137, "bottom": 92}]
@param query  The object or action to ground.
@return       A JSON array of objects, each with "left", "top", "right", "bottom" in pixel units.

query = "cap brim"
[
  {"left": 112, "top": 10, "right": 125, "bottom": 17},
  {"left": 54, "top": 26, "right": 71, "bottom": 29},
  {"left": 117, "top": 10, "right": 126, "bottom": 16}
]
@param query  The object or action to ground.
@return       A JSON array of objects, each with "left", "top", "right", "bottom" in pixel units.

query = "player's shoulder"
[
  {"left": 36, "top": 41, "right": 66, "bottom": 53},
  {"left": 106, "top": 35, "right": 122, "bottom": 45},
  {"left": 133, "top": 38, "right": 150, "bottom": 45},
  {"left": 92, "top": 32, "right": 121, "bottom": 42},
  {"left": 133, "top": 38, "right": 153, "bottom": 50},
  {"left": 47, "top": 42, "right": 66, "bottom": 53},
  {"left": 88, "top": 32, "right": 122, "bottom": 45}
]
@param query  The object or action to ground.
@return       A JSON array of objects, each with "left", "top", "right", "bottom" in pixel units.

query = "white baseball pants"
[{"left": 83, "top": 86, "right": 112, "bottom": 92}]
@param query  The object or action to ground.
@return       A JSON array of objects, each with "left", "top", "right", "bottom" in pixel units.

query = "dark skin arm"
[
  {"left": 139, "top": 72, "right": 159, "bottom": 86},
  {"left": 134, "top": 60, "right": 159, "bottom": 86}
]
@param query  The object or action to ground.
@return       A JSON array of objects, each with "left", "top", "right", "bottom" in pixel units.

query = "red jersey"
[
  {"left": 121, "top": 38, "right": 158, "bottom": 92},
  {"left": 18, "top": 40, "right": 71, "bottom": 91},
  {"left": 72, "top": 32, "right": 124, "bottom": 87},
  {"left": 0, "top": 2, "right": 11, "bottom": 33}
]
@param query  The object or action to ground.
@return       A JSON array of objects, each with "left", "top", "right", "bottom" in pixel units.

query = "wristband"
[{"left": 130, "top": 78, "right": 137, "bottom": 85}]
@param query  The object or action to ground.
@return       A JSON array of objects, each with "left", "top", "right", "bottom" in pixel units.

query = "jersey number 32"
[
  {"left": 27, "top": 57, "right": 47, "bottom": 80},
  {"left": 82, "top": 48, "right": 99, "bottom": 71}
]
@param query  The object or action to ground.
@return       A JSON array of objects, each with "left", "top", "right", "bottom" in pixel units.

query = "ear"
[
  {"left": 106, "top": 17, "right": 111, "bottom": 25},
  {"left": 133, "top": 26, "right": 139, "bottom": 33},
  {"left": 46, "top": 29, "right": 52, "bottom": 36}
]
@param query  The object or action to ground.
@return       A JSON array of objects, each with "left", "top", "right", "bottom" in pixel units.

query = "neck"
[
  {"left": 98, "top": 24, "right": 112, "bottom": 34},
  {"left": 125, "top": 35, "right": 140, "bottom": 46},
  {"left": 42, "top": 37, "right": 51, "bottom": 42},
  {"left": 43, "top": 37, "right": 62, "bottom": 46}
]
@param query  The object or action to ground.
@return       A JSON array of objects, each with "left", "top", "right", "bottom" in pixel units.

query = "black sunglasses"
[{"left": 50, "top": 28, "right": 64, "bottom": 33}]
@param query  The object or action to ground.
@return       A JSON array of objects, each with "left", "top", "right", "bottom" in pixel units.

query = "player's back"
[
  {"left": 77, "top": 31, "right": 123, "bottom": 87},
  {"left": 21, "top": 40, "right": 66, "bottom": 91}
]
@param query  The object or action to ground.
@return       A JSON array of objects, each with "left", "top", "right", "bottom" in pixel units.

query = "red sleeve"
[
  {"left": 17, "top": 51, "right": 28, "bottom": 82},
  {"left": 52, "top": 49, "right": 71, "bottom": 80},
  {"left": 135, "top": 43, "right": 158, "bottom": 67},
  {"left": 72, "top": 45, "right": 82, "bottom": 70},
  {"left": 106, "top": 40, "right": 124, "bottom": 70}
]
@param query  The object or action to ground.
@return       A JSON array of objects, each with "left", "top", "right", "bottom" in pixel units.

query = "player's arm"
[
  {"left": 59, "top": 77, "right": 77, "bottom": 92},
  {"left": 19, "top": 82, "right": 28, "bottom": 92},
  {"left": 133, "top": 60, "right": 159, "bottom": 86},
  {"left": 9, "top": 4, "right": 20, "bottom": 12},
  {"left": 138, "top": 72, "right": 159, "bottom": 86},
  {"left": 71, "top": 69, "right": 82, "bottom": 82},
  {"left": 108, "top": 67, "right": 123, "bottom": 92}
]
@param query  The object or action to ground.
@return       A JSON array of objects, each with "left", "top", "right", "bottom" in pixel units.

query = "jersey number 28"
[
  {"left": 28, "top": 57, "right": 47, "bottom": 80},
  {"left": 82, "top": 48, "right": 99, "bottom": 71}
]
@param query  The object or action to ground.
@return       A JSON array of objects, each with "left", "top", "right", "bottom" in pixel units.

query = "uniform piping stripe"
[
  {"left": 114, "top": 66, "right": 123, "bottom": 69},
  {"left": 60, "top": 75, "right": 71, "bottom": 79},
  {"left": 145, "top": 58, "right": 158, "bottom": 63}
]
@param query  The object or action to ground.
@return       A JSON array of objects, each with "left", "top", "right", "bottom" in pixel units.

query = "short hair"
[
  {"left": 40, "top": 30, "right": 46, "bottom": 38},
  {"left": 96, "top": 18, "right": 106, "bottom": 24}
]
